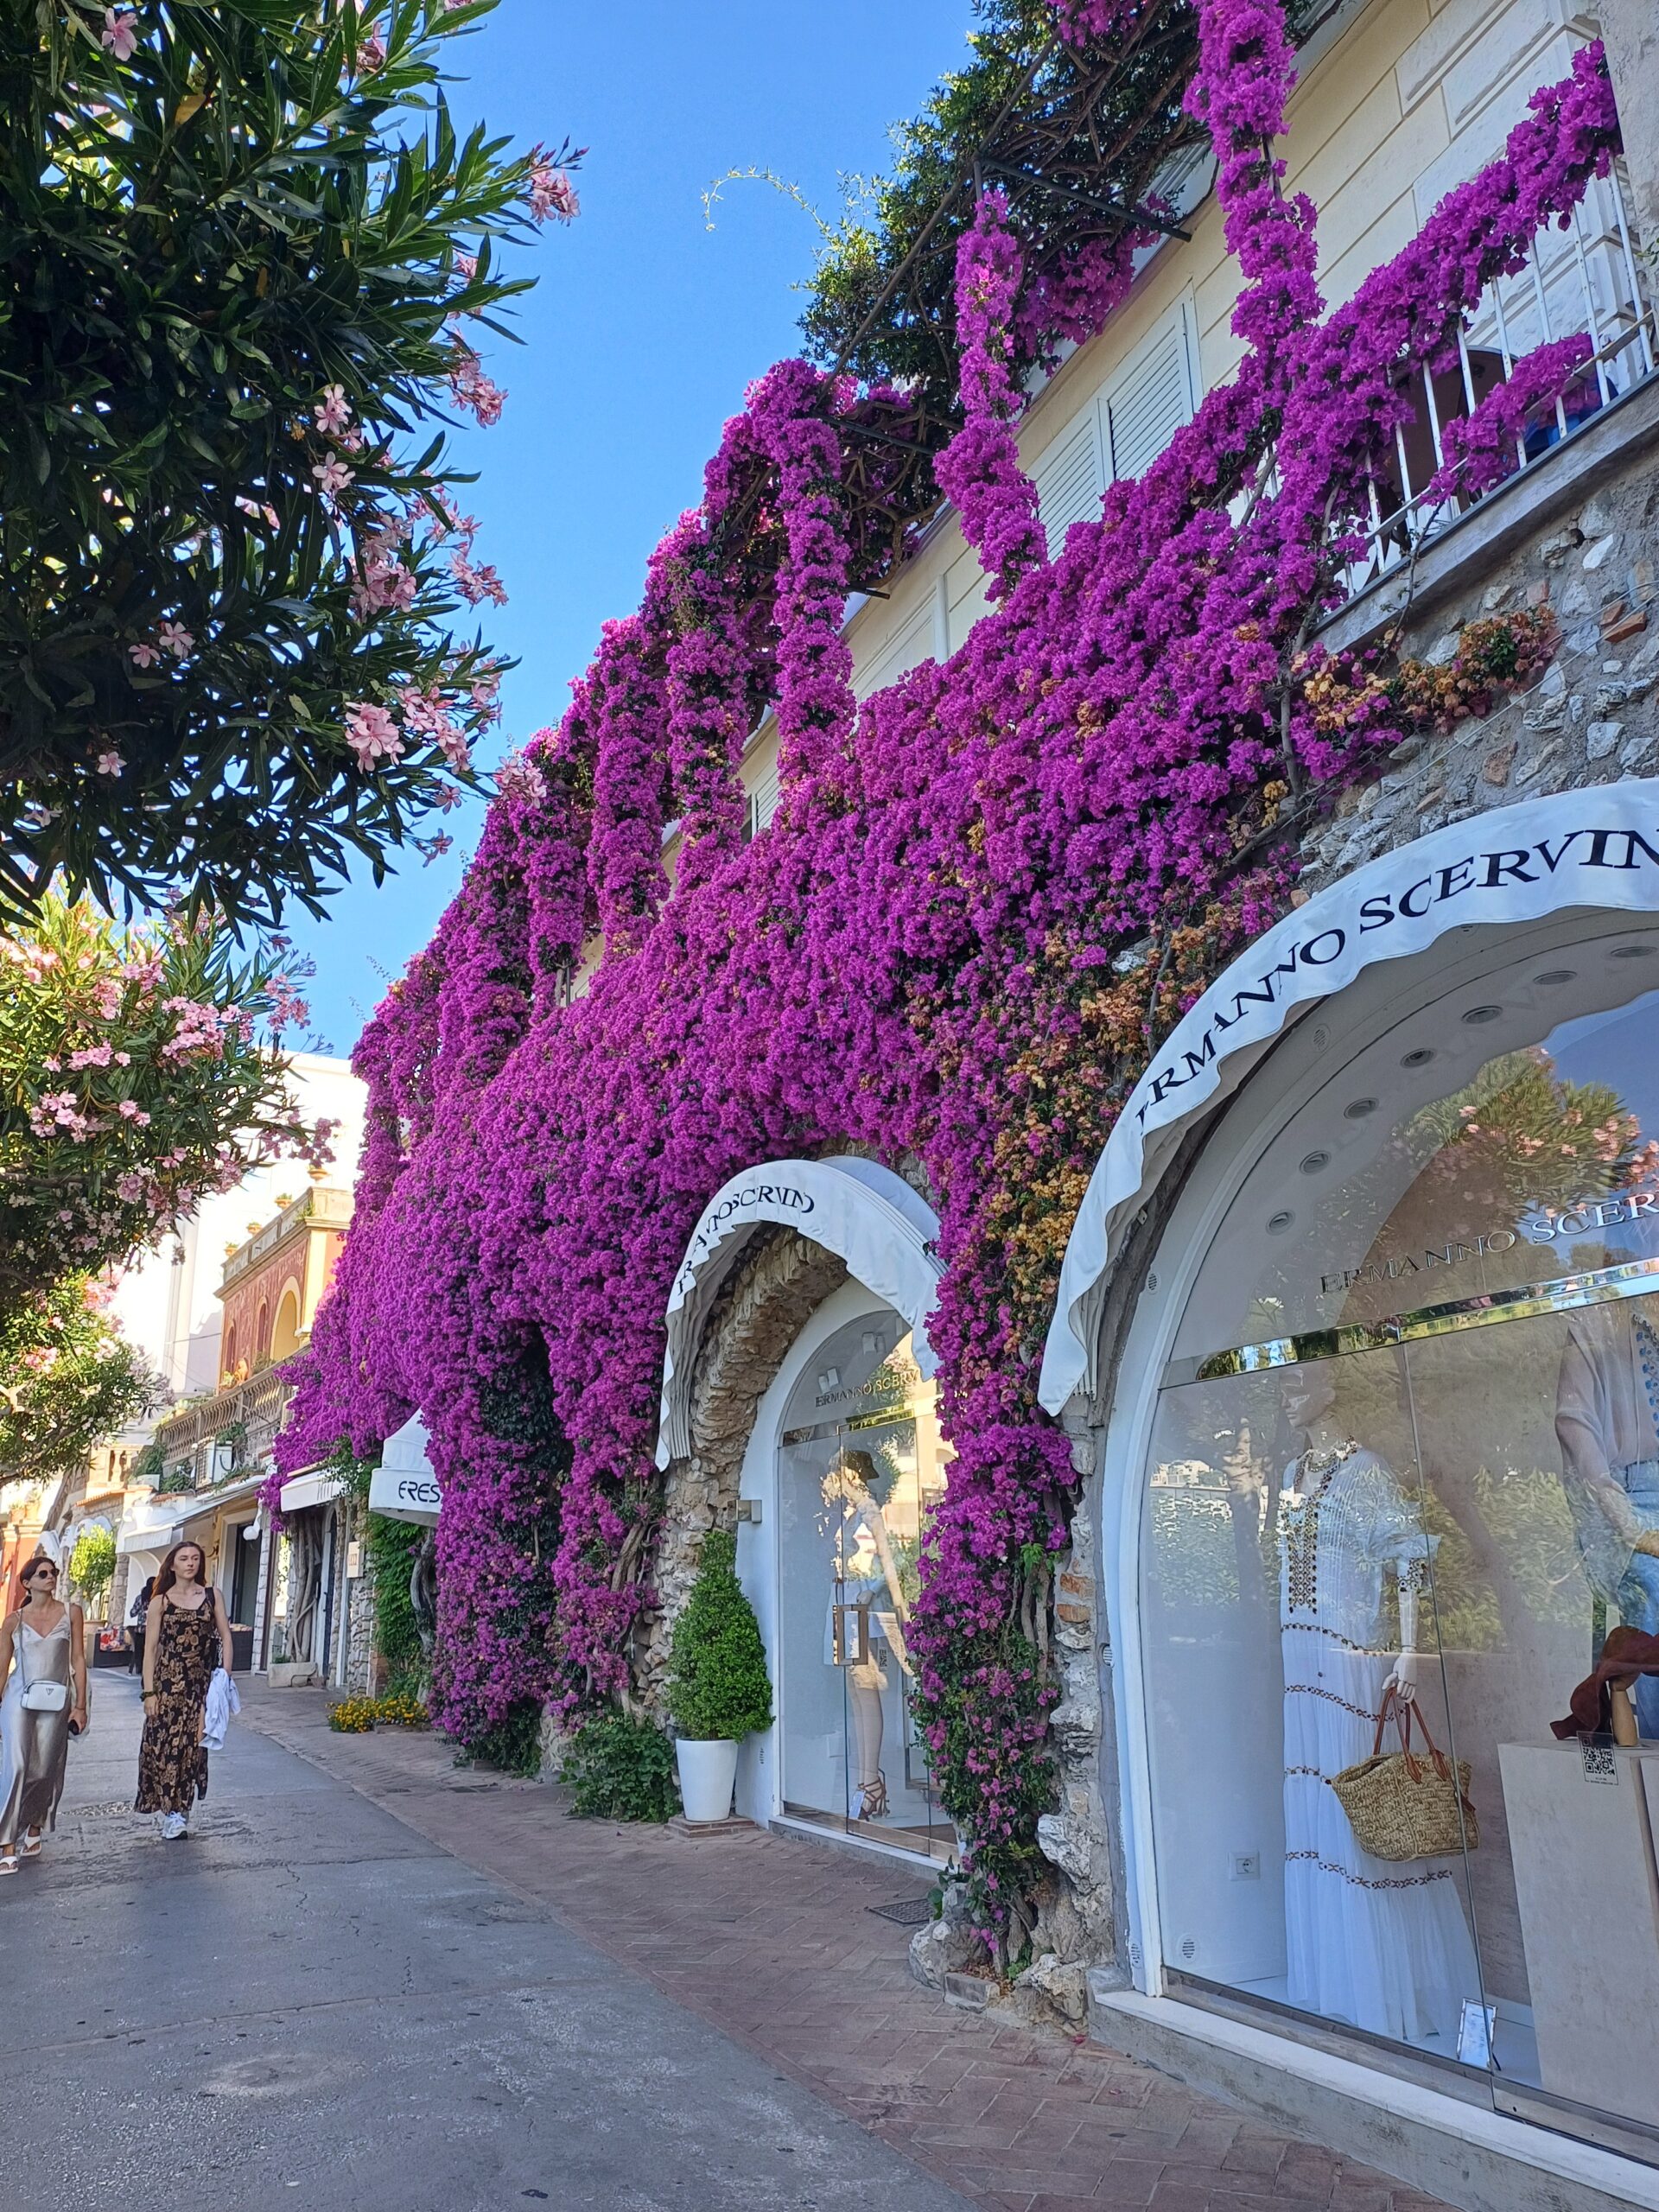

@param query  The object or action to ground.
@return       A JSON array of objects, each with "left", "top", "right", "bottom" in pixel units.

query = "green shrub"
[
  {"left": 560, "top": 1712, "right": 679, "bottom": 1823},
  {"left": 666, "top": 1529, "right": 772, "bottom": 1742},
  {"left": 465, "top": 1697, "right": 545, "bottom": 1779}
]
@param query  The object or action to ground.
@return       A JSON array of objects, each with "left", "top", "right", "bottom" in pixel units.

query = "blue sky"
[{"left": 284, "top": 0, "right": 970, "bottom": 1052}]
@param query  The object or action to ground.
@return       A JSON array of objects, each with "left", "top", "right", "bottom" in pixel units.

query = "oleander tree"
[
  {"left": 0, "top": 892, "right": 329, "bottom": 1318},
  {"left": 0, "top": 0, "right": 580, "bottom": 926},
  {"left": 0, "top": 1275, "right": 162, "bottom": 1491}
]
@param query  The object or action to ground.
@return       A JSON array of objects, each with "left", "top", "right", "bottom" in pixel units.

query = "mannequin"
[
  {"left": 1555, "top": 1301, "right": 1659, "bottom": 1737},
  {"left": 823, "top": 1448, "right": 913, "bottom": 1822},
  {"left": 1278, "top": 1363, "right": 1480, "bottom": 2044}
]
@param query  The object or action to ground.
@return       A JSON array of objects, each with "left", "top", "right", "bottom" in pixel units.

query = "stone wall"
[
  {"left": 1303, "top": 427, "right": 1659, "bottom": 888},
  {"left": 632, "top": 1226, "right": 847, "bottom": 1711}
]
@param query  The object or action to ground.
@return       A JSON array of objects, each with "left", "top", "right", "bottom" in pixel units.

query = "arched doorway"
[{"left": 654, "top": 1157, "right": 953, "bottom": 1859}]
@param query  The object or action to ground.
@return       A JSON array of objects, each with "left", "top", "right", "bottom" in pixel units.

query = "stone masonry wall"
[
  {"left": 1302, "top": 442, "right": 1659, "bottom": 887},
  {"left": 632, "top": 1227, "right": 847, "bottom": 1713}
]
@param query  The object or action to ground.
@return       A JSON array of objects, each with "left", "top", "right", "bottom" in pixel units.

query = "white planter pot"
[{"left": 675, "top": 1735, "right": 740, "bottom": 1823}]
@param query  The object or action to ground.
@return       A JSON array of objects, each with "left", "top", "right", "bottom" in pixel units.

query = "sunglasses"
[{"left": 28, "top": 1567, "right": 57, "bottom": 1580}]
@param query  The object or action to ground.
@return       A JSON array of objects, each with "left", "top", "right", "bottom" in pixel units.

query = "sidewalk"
[{"left": 241, "top": 1681, "right": 1451, "bottom": 2212}]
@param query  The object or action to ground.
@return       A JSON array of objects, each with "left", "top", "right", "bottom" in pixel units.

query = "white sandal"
[
  {"left": 0, "top": 1855, "right": 18, "bottom": 1875},
  {"left": 19, "top": 1831, "right": 41, "bottom": 1859}
]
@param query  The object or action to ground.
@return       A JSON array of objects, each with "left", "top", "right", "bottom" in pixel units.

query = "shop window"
[
  {"left": 776, "top": 1309, "right": 954, "bottom": 1859},
  {"left": 1141, "top": 922, "right": 1659, "bottom": 2156}
]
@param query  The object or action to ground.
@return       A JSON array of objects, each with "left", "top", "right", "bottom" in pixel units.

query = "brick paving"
[{"left": 241, "top": 1683, "right": 1452, "bottom": 2212}]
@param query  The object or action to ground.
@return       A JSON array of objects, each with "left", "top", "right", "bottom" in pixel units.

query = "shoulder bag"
[
  {"left": 17, "top": 1614, "right": 71, "bottom": 1714},
  {"left": 1328, "top": 1688, "right": 1478, "bottom": 1861}
]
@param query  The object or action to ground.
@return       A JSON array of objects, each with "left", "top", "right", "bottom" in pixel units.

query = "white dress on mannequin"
[{"left": 1279, "top": 1440, "right": 1480, "bottom": 2044}]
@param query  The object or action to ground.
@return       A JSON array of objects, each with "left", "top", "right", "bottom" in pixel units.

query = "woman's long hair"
[
  {"left": 154, "top": 1541, "right": 207, "bottom": 1604},
  {"left": 16, "top": 1553, "right": 59, "bottom": 1610}
]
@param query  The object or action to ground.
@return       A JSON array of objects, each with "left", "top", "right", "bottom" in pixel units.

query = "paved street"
[
  {"left": 3, "top": 1673, "right": 974, "bottom": 2212},
  {"left": 240, "top": 1686, "right": 1450, "bottom": 2212}
]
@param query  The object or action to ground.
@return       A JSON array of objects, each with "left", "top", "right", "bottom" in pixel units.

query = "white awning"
[
  {"left": 174, "top": 1471, "right": 268, "bottom": 1532},
  {"left": 1039, "top": 778, "right": 1659, "bottom": 1413},
  {"left": 657, "top": 1156, "right": 942, "bottom": 1467},
  {"left": 116, "top": 1502, "right": 182, "bottom": 1556},
  {"left": 367, "top": 1414, "right": 441, "bottom": 1526},
  {"left": 278, "top": 1467, "right": 340, "bottom": 1516}
]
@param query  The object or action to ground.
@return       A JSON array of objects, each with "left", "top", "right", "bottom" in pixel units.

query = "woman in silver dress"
[{"left": 0, "top": 1554, "right": 88, "bottom": 1873}]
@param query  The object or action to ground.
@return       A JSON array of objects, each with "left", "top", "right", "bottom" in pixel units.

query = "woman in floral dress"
[{"left": 136, "top": 1541, "right": 231, "bottom": 1840}]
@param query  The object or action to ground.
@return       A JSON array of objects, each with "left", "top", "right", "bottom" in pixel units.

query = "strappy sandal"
[{"left": 19, "top": 1831, "right": 42, "bottom": 1859}]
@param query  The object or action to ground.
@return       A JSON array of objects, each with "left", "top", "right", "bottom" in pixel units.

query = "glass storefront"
[
  {"left": 777, "top": 1308, "right": 954, "bottom": 1858},
  {"left": 1141, "top": 921, "right": 1659, "bottom": 2156}
]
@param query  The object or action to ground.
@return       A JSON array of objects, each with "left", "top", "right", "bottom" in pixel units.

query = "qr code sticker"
[{"left": 1581, "top": 1740, "right": 1618, "bottom": 1784}]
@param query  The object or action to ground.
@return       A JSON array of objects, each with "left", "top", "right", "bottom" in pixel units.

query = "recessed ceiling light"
[
  {"left": 1343, "top": 1097, "right": 1378, "bottom": 1120},
  {"left": 1299, "top": 1151, "right": 1330, "bottom": 1176},
  {"left": 1535, "top": 969, "right": 1576, "bottom": 986},
  {"left": 1611, "top": 944, "right": 1657, "bottom": 959},
  {"left": 1462, "top": 1005, "right": 1503, "bottom": 1025},
  {"left": 1268, "top": 1211, "right": 1295, "bottom": 1234},
  {"left": 1402, "top": 1046, "right": 1436, "bottom": 1068}
]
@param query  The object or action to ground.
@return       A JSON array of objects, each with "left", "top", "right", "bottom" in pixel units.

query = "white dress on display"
[{"left": 1279, "top": 1440, "right": 1480, "bottom": 2044}]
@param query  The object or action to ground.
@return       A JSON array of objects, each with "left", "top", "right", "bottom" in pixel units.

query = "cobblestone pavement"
[{"left": 242, "top": 1682, "right": 1452, "bottom": 2212}]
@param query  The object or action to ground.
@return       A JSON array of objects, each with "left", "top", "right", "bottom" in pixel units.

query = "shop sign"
[
  {"left": 1318, "top": 1187, "right": 1659, "bottom": 1294},
  {"left": 367, "top": 1464, "right": 442, "bottom": 1525},
  {"left": 1135, "top": 821, "right": 1659, "bottom": 1130},
  {"left": 673, "top": 1179, "right": 817, "bottom": 1300}
]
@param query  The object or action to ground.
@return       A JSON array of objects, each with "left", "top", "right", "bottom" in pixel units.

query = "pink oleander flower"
[
  {"left": 312, "top": 456, "right": 354, "bottom": 497},
  {"left": 449, "top": 349, "right": 505, "bottom": 428},
  {"left": 101, "top": 8, "right": 137, "bottom": 60},
  {"left": 343, "top": 702, "right": 404, "bottom": 771},
  {"left": 156, "top": 620, "right": 194, "bottom": 659},
  {"left": 94, "top": 749, "right": 124, "bottom": 778},
  {"left": 315, "top": 384, "right": 353, "bottom": 435},
  {"left": 527, "top": 153, "right": 579, "bottom": 224},
  {"left": 128, "top": 641, "right": 159, "bottom": 669}
]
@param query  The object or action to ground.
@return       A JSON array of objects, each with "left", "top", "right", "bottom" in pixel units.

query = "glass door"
[{"left": 777, "top": 1310, "right": 953, "bottom": 1858}]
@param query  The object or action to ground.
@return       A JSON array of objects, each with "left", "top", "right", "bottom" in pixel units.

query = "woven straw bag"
[{"left": 1328, "top": 1689, "right": 1478, "bottom": 1862}]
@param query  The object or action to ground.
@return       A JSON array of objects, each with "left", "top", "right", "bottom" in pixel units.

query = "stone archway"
[{"left": 634, "top": 1224, "right": 847, "bottom": 1709}]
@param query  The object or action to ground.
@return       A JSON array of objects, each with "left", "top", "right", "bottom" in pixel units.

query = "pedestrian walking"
[
  {"left": 125, "top": 1574, "right": 155, "bottom": 1677},
  {"left": 135, "top": 1543, "right": 231, "bottom": 1840},
  {"left": 0, "top": 1554, "right": 88, "bottom": 1873}
]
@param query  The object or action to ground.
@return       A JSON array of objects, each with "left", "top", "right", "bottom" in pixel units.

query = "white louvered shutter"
[
  {"left": 747, "top": 756, "right": 781, "bottom": 838},
  {"left": 1104, "top": 310, "right": 1198, "bottom": 484},
  {"left": 852, "top": 596, "right": 935, "bottom": 702},
  {"left": 1033, "top": 408, "right": 1105, "bottom": 556}
]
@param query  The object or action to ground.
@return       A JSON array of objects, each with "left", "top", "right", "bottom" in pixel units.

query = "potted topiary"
[{"left": 666, "top": 1529, "right": 772, "bottom": 1821}]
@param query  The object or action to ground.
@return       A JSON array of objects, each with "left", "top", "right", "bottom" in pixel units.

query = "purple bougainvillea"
[{"left": 273, "top": 3, "right": 1619, "bottom": 1933}]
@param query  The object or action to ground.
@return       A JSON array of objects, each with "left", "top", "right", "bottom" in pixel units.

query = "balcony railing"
[
  {"left": 1332, "top": 160, "right": 1656, "bottom": 607},
  {"left": 151, "top": 1363, "right": 296, "bottom": 1490},
  {"left": 220, "top": 1183, "right": 353, "bottom": 1288}
]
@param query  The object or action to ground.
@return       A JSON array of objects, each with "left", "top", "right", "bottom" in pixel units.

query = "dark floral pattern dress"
[{"left": 134, "top": 1598, "right": 219, "bottom": 1815}]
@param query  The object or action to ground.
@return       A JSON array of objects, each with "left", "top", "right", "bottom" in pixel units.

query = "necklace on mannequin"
[{"left": 1288, "top": 1425, "right": 1360, "bottom": 1498}]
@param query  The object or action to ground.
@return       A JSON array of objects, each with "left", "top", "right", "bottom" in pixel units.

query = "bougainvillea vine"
[{"left": 275, "top": 4, "right": 1619, "bottom": 1949}]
